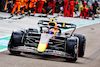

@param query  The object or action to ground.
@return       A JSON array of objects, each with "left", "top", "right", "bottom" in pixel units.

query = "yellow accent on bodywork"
[
  {"left": 63, "top": 23, "right": 65, "bottom": 27},
  {"left": 54, "top": 31, "right": 56, "bottom": 34},
  {"left": 61, "top": 51, "right": 63, "bottom": 55},
  {"left": 45, "top": 30, "right": 46, "bottom": 33},
  {"left": 37, "top": 43, "right": 47, "bottom": 52},
  {"left": 50, "top": 18, "right": 56, "bottom": 20}
]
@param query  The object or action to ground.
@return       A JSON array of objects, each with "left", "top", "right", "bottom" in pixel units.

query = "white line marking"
[{"left": 0, "top": 48, "right": 7, "bottom": 52}]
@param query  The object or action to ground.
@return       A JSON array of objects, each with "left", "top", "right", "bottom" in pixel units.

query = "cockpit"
[{"left": 48, "top": 21, "right": 57, "bottom": 27}]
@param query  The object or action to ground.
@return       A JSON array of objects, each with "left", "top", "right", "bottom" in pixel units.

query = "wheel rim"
[
  {"left": 74, "top": 45, "right": 78, "bottom": 59},
  {"left": 83, "top": 41, "right": 86, "bottom": 54}
]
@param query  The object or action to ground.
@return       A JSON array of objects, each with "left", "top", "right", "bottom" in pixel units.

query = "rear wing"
[
  {"left": 38, "top": 20, "right": 76, "bottom": 37},
  {"left": 38, "top": 20, "right": 76, "bottom": 29}
]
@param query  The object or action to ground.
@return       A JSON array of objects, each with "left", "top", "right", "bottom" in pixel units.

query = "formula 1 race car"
[{"left": 8, "top": 18, "right": 86, "bottom": 62}]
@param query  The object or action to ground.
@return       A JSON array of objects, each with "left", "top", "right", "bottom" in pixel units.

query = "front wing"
[{"left": 8, "top": 46, "right": 74, "bottom": 59}]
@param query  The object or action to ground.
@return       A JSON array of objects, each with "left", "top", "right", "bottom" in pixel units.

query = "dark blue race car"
[{"left": 8, "top": 18, "right": 86, "bottom": 62}]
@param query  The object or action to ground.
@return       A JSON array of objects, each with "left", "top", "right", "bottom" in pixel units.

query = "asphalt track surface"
[{"left": 0, "top": 12, "right": 100, "bottom": 67}]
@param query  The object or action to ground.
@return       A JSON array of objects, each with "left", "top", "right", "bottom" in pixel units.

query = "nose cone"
[
  {"left": 37, "top": 43, "right": 48, "bottom": 52},
  {"left": 37, "top": 33, "right": 54, "bottom": 52}
]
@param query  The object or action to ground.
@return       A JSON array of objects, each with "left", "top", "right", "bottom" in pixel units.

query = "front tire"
[
  {"left": 65, "top": 37, "right": 79, "bottom": 62},
  {"left": 9, "top": 50, "right": 21, "bottom": 55},
  {"left": 66, "top": 45, "right": 78, "bottom": 62}
]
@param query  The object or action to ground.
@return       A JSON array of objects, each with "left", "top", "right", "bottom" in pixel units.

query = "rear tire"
[{"left": 74, "top": 34, "right": 86, "bottom": 57}]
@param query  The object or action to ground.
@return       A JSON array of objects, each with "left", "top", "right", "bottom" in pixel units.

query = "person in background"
[
  {"left": 11, "top": 0, "right": 21, "bottom": 16},
  {"left": 28, "top": 0, "right": 38, "bottom": 16},
  {"left": 21, "top": 0, "right": 29, "bottom": 15},
  {"left": 85, "top": 3, "right": 90, "bottom": 19},
  {"left": 83, "top": 4, "right": 89, "bottom": 19},
  {"left": 55, "top": 0, "right": 62, "bottom": 13},
  {"left": 69, "top": 0, "right": 75, "bottom": 17},
  {"left": 37, "top": 0, "right": 46, "bottom": 13},
  {"left": 79, "top": 0, "right": 86, "bottom": 18},
  {"left": 48, "top": 0, "right": 55, "bottom": 15},
  {"left": 63, "top": 0, "right": 69, "bottom": 17},
  {"left": 7, "top": 0, "right": 13, "bottom": 13},
  {"left": 92, "top": 1, "right": 99, "bottom": 20}
]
